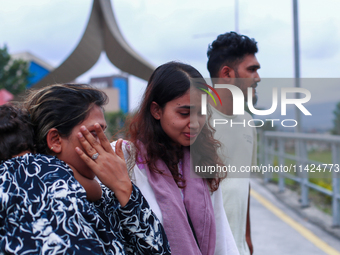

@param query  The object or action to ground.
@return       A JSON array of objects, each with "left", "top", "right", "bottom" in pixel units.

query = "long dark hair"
[{"left": 126, "top": 62, "right": 224, "bottom": 192}]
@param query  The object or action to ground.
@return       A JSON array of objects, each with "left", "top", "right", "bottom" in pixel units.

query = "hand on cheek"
[{"left": 75, "top": 124, "right": 132, "bottom": 206}]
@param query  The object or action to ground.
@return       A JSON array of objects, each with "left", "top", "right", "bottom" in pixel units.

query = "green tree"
[
  {"left": 104, "top": 110, "right": 128, "bottom": 139},
  {"left": 0, "top": 45, "right": 30, "bottom": 95},
  {"left": 332, "top": 102, "right": 340, "bottom": 135}
]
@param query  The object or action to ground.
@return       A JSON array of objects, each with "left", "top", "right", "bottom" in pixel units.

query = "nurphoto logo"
[{"left": 198, "top": 82, "right": 312, "bottom": 128}]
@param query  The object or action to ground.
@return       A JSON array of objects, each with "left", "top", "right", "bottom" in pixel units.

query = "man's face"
[{"left": 233, "top": 54, "right": 261, "bottom": 104}]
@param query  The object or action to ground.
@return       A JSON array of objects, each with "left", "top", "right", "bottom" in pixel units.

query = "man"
[{"left": 207, "top": 31, "right": 261, "bottom": 255}]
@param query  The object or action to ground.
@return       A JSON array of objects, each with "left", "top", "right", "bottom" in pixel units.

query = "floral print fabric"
[{"left": 0, "top": 154, "right": 171, "bottom": 254}]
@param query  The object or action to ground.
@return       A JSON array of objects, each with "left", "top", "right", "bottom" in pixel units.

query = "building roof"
[{"left": 11, "top": 52, "right": 54, "bottom": 71}]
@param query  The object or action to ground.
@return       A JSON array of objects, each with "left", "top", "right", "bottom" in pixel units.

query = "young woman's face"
[
  {"left": 155, "top": 88, "right": 206, "bottom": 147},
  {"left": 57, "top": 105, "right": 107, "bottom": 179}
]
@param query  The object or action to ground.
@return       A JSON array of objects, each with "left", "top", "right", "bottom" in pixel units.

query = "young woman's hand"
[{"left": 75, "top": 123, "right": 132, "bottom": 206}]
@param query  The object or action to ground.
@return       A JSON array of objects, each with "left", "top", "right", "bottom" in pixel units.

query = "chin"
[
  {"left": 177, "top": 139, "right": 191, "bottom": 147},
  {"left": 188, "top": 138, "right": 199, "bottom": 147},
  {"left": 253, "top": 94, "right": 258, "bottom": 105}
]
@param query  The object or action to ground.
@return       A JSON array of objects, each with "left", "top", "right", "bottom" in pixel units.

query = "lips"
[{"left": 184, "top": 132, "right": 198, "bottom": 138}]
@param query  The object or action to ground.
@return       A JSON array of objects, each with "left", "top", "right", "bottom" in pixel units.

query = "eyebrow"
[
  {"left": 177, "top": 105, "right": 195, "bottom": 109},
  {"left": 248, "top": 64, "right": 261, "bottom": 69}
]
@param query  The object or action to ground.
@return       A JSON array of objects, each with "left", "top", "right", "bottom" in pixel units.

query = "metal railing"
[{"left": 258, "top": 131, "right": 340, "bottom": 227}]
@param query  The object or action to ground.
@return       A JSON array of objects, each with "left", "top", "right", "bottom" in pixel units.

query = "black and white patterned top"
[{"left": 0, "top": 153, "right": 171, "bottom": 255}]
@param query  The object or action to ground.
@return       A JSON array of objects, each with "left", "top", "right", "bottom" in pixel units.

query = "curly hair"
[
  {"left": 207, "top": 31, "right": 258, "bottom": 78},
  {"left": 125, "top": 62, "right": 225, "bottom": 192},
  {"left": 0, "top": 104, "right": 35, "bottom": 161}
]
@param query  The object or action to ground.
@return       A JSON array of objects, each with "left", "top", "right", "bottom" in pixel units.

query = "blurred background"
[
  {"left": 1, "top": 1, "right": 340, "bottom": 254},
  {"left": 1, "top": 0, "right": 339, "bottom": 119}
]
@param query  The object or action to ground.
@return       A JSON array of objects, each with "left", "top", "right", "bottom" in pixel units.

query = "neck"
[
  {"left": 72, "top": 167, "right": 102, "bottom": 202},
  {"left": 12, "top": 150, "right": 31, "bottom": 158}
]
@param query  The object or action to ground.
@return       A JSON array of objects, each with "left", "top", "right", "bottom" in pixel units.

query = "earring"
[{"left": 50, "top": 146, "right": 53, "bottom": 150}]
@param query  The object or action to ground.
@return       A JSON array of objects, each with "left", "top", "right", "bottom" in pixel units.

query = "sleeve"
[
  {"left": 211, "top": 186, "right": 240, "bottom": 255},
  {"left": 111, "top": 140, "right": 131, "bottom": 160},
  {"left": 111, "top": 140, "right": 136, "bottom": 181},
  {"left": 102, "top": 183, "right": 171, "bottom": 254}
]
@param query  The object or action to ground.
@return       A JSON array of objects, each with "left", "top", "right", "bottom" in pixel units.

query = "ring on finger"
[{"left": 91, "top": 153, "right": 99, "bottom": 160}]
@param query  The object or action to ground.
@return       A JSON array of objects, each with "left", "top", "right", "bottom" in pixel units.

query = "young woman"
[
  {"left": 111, "top": 62, "right": 239, "bottom": 255},
  {"left": 0, "top": 84, "right": 170, "bottom": 254}
]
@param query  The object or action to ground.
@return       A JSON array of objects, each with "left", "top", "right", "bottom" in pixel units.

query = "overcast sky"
[{"left": 1, "top": 0, "right": 340, "bottom": 111}]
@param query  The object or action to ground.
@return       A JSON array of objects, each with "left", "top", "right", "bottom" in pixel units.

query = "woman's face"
[
  {"left": 57, "top": 105, "right": 107, "bottom": 179},
  {"left": 155, "top": 88, "right": 206, "bottom": 147}
]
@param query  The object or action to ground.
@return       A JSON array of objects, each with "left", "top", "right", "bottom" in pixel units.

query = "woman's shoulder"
[
  {"left": 111, "top": 140, "right": 137, "bottom": 177},
  {"left": 0, "top": 153, "right": 78, "bottom": 193},
  {"left": 110, "top": 139, "right": 133, "bottom": 153},
  {"left": 1, "top": 153, "right": 87, "bottom": 215},
  {"left": 1, "top": 153, "right": 72, "bottom": 173},
  {"left": 1, "top": 152, "right": 68, "bottom": 166},
  {"left": 0, "top": 155, "right": 104, "bottom": 254}
]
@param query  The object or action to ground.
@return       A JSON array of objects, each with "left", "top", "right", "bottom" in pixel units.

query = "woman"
[
  {"left": 0, "top": 84, "right": 170, "bottom": 254},
  {"left": 111, "top": 62, "right": 239, "bottom": 255}
]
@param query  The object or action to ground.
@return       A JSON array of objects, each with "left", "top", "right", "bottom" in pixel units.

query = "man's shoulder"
[{"left": 238, "top": 110, "right": 253, "bottom": 120}]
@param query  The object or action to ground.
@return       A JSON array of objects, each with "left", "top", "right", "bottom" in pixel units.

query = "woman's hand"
[{"left": 75, "top": 123, "right": 132, "bottom": 206}]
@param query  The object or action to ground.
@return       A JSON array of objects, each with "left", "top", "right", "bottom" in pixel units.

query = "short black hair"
[
  {"left": 207, "top": 31, "right": 258, "bottom": 78},
  {"left": 0, "top": 104, "right": 35, "bottom": 161}
]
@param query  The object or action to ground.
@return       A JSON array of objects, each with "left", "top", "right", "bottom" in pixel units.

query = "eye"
[
  {"left": 90, "top": 131, "right": 98, "bottom": 137},
  {"left": 180, "top": 112, "right": 189, "bottom": 116}
]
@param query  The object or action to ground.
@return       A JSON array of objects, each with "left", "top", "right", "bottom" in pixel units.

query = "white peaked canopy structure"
[{"left": 33, "top": 0, "right": 154, "bottom": 89}]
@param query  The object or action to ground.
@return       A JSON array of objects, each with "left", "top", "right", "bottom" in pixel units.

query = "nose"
[
  {"left": 188, "top": 115, "right": 200, "bottom": 130},
  {"left": 254, "top": 72, "right": 261, "bottom": 83}
]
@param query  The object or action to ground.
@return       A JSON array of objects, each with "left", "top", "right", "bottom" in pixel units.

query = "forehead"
[
  {"left": 81, "top": 105, "right": 106, "bottom": 127},
  {"left": 166, "top": 89, "right": 203, "bottom": 107},
  {"left": 238, "top": 54, "right": 260, "bottom": 68}
]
